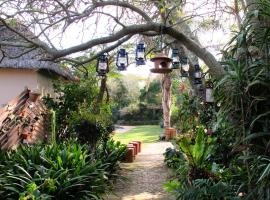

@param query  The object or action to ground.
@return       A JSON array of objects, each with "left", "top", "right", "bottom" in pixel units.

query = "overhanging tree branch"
[
  {"left": 59, "top": 34, "right": 133, "bottom": 66},
  {"left": 0, "top": 1, "right": 226, "bottom": 78},
  {"left": 48, "top": 23, "right": 224, "bottom": 78},
  {"left": 49, "top": 23, "right": 158, "bottom": 59},
  {"left": 92, "top": 1, "right": 152, "bottom": 22}
]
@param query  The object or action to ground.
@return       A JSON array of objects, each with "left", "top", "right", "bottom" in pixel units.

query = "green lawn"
[{"left": 113, "top": 125, "right": 163, "bottom": 144}]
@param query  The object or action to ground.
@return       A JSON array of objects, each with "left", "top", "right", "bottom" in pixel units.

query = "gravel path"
[{"left": 106, "top": 142, "right": 175, "bottom": 200}]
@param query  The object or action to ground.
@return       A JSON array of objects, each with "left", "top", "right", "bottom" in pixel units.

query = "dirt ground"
[{"left": 105, "top": 142, "right": 175, "bottom": 200}]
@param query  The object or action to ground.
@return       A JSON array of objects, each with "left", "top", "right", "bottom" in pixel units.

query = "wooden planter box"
[
  {"left": 165, "top": 128, "right": 176, "bottom": 140},
  {"left": 124, "top": 147, "right": 135, "bottom": 163},
  {"left": 132, "top": 141, "right": 141, "bottom": 152},
  {"left": 129, "top": 142, "right": 140, "bottom": 155}
]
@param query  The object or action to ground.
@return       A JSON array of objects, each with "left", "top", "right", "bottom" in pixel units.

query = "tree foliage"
[
  {"left": 165, "top": 1, "right": 270, "bottom": 199},
  {"left": 0, "top": 0, "right": 227, "bottom": 79}
]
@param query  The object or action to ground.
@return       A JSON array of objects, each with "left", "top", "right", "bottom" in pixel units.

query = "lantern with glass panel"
[
  {"left": 205, "top": 79, "right": 214, "bottom": 103},
  {"left": 171, "top": 48, "right": 180, "bottom": 69},
  {"left": 194, "top": 64, "right": 202, "bottom": 84},
  {"left": 180, "top": 57, "right": 189, "bottom": 77},
  {"left": 96, "top": 53, "right": 109, "bottom": 76},
  {"left": 116, "top": 49, "right": 128, "bottom": 71},
  {"left": 135, "top": 42, "right": 146, "bottom": 65}
]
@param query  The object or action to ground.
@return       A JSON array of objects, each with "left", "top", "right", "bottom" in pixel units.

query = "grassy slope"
[{"left": 113, "top": 125, "right": 163, "bottom": 144}]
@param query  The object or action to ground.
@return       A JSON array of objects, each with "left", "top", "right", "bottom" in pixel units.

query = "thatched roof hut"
[{"left": 0, "top": 22, "right": 74, "bottom": 80}]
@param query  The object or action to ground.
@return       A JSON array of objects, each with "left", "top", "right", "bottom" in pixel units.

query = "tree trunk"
[
  {"left": 161, "top": 74, "right": 172, "bottom": 128},
  {"left": 94, "top": 76, "right": 107, "bottom": 114}
]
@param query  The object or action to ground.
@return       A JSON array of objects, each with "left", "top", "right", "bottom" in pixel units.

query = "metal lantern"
[
  {"left": 116, "top": 49, "right": 128, "bottom": 71},
  {"left": 96, "top": 53, "right": 109, "bottom": 76},
  {"left": 150, "top": 52, "right": 172, "bottom": 73},
  {"left": 135, "top": 42, "right": 146, "bottom": 65},
  {"left": 194, "top": 64, "right": 202, "bottom": 84},
  {"left": 205, "top": 79, "right": 214, "bottom": 103},
  {"left": 171, "top": 48, "right": 180, "bottom": 69},
  {"left": 180, "top": 57, "right": 189, "bottom": 77}
]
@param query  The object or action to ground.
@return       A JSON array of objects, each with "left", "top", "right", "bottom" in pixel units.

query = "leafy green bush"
[
  {"left": 0, "top": 139, "right": 126, "bottom": 199},
  {"left": 95, "top": 139, "right": 127, "bottom": 175},
  {"left": 164, "top": 179, "right": 239, "bottom": 200},
  {"left": 171, "top": 93, "right": 199, "bottom": 133},
  {"left": 163, "top": 127, "right": 236, "bottom": 199},
  {"left": 117, "top": 120, "right": 160, "bottom": 125},
  {"left": 165, "top": 2, "right": 270, "bottom": 199},
  {"left": 164, "top": 147, "right": 186, "bottom": 169},
  {"left": 211, "top": 0, "right": 270, "bottom": 197},
  {"left": 111, "top": 78, "right": 162, "bottom": 123},
  {"left": 44, "top": 78, "right": 114, "bottom": 147},
  {"left": 171, "top": 93, "right": 216, "bottom": 134},
  {"left": 178, "top": 127, "right": 215, "bottom": 172},
  {"left": 118, "top": 103, "right": 162, "bottom": 124},
  {"left": 71, "top": 104, "right": 114, "bottom": 149}
]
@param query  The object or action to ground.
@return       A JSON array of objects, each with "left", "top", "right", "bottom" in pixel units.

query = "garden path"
[{"left": 106, "top": 142, "right": 174, "bottom": 200}]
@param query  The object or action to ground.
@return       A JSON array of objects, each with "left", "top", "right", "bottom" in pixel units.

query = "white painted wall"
[
  {"left": 36, "top": 72, "right": 56, "bottom": 98},
  {"left": 0, "top": 69, "right": 37, "bottom": 107},
  {"left": 0, "top": 69, "right": 56, "bottom": 107}
]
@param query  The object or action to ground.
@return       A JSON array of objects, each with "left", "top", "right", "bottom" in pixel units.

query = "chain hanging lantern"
[
  {"left": 135, "top": 42, "right": 146, "bottom": 65},
  {"left": 116, "top": 49, "right": 128, "bottom": 71},
  {"left": 194, "top": 64, "right": 202, "bottom": 84},
  {"left": 205, "top": 79, "right": 214, "bottom": 103},
  {"left": 171, "top": 48, "right": 180, "bottom": 69},
  {"left": 96, "top": 53, "right": 109, "bottom": 76},
  {"left": 180, "top": 57, "right": 189, "bottom": 77}
]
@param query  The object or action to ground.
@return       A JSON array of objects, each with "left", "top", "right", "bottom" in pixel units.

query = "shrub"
[
  {"left": 164, "top": 147, "right": 186, "bottom": 169},
  {"left": 95, "top": 139, "right": 127, "bottom": 175},
  {"left": 0, "top": 139, "right": 126, "bottom": 199},
  {"left": 117, "top": 120, "right": 160, "bottom": 126},
  {"left": 118, "top": 103, "right": 162, "bottom": 123},
  {"left": 164, "top": 179, "right": 239, "bottom": 200},
  {"left": 44, "top": 78, "right": 113, "bottom": 143}
]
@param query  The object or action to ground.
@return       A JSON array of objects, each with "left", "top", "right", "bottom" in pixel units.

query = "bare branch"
[
  {"left": 92, "top": 11, "right": 126, "bottom": 28},
  {"left": 59, "top": 34, "right": 133, "bottom": 66},
  {"left": 92, "top": 1, "right": 152, "bottom": 22},
  {"left": 50, "top": 23, "right": 158, "bottom": 59}
]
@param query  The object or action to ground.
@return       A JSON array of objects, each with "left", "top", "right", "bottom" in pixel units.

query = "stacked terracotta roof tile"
[{"left": 0, "top": 89, "right": 50, "bottom": 150}]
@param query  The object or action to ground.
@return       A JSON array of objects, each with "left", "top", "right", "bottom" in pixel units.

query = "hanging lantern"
[
  {"left": 96, "top": 53, "right": 109, "bottom": 76},
  {"left": 150, "top": 52, "right": 172, "bottom": 73},
  {"left": 205, "top": 79, "right": 214, "bottom": 103},
  {"left": 194, "top": 64, "right": 202, "bottom": 84},
  {"left": 135, "top": 42, "right": 146, "bottom": 65},
  {"left": 116, "top": 49, "right": 128, "bottom": 71},
  {"left": 171, "top": 48, "right": 180, "bottom": 69},
  {"left": 180, "top": 57, "right": 189, "bottom": 77}
]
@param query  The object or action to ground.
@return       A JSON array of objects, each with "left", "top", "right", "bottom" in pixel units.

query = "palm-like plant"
[
  {"left": 174, "top": 179, "right": 239, "bottom": 200},
  {"left": 214, "top": 0, "right": 270, "bottom": 198},
  {"left": 0, "top": 139, "right": 126, "bottom": 199},
  {"left": 178, "top": 126, "right": 215, "bottom": 180}
]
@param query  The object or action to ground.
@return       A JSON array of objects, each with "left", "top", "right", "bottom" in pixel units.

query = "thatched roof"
[
  {"left": 0, "top": 23, "right": 74, "bottom": 80},
  {"left": 0, "top": 59, "right": 75, "bottom": 80}
]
